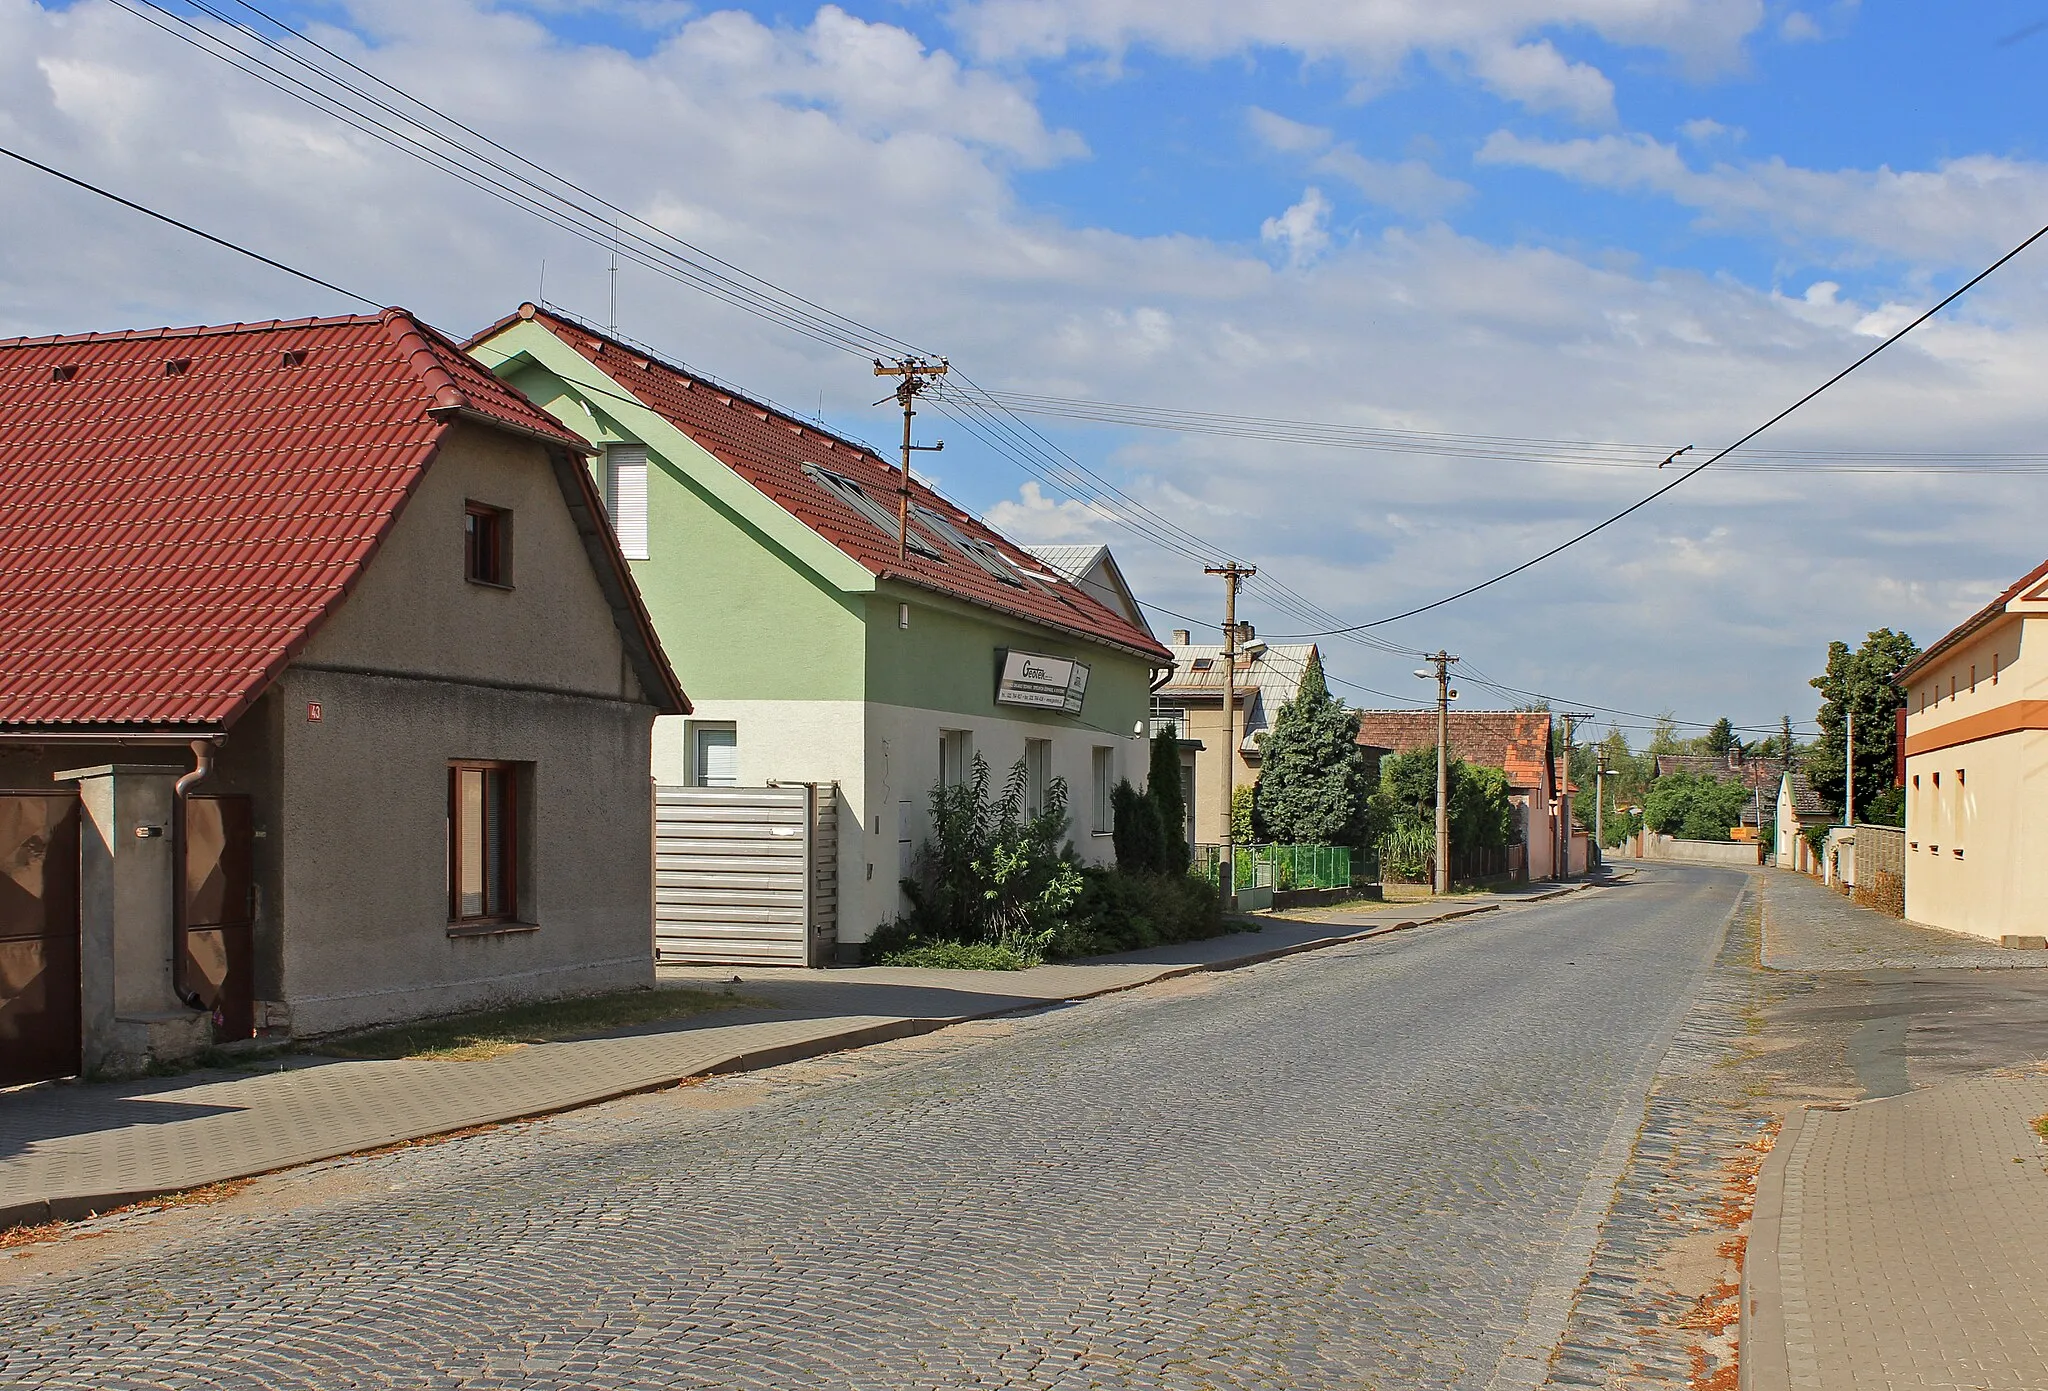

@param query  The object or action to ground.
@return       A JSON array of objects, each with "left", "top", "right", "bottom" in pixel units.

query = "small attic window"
[
  {"left": 164, "top": 359, "right": 192, "bottom": 377},
  {"left": 50, "top": 364, "right": 77, "bottom": 382},
  {"left": 1191, "top": 658, "right": 1215, "bottom": 672},
  {"left": 280, "top": 349, "right": 307, "bottom": 368}
]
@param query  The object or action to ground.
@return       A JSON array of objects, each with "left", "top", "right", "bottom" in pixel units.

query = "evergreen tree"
[
  {"left": 1110, "top": 779, "right": 1164, "bottom": 873},
  {"left": 1146, "top": 722, "right": 1190, "bottom": 873},
  {"left": 1704, "top": 717, "right": 1737, "bottom": 756},
  {"left": 1252, "top": 652, "right": 1374, "bottom": 845}
]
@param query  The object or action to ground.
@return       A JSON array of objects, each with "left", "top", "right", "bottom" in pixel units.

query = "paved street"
[{"left": 0, "top": 868, "right": 1744, "bottom": 1391}]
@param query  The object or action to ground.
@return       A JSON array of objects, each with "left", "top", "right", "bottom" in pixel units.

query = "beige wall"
[
  {"left": 279, "top": 424, "right": 661, "bottom": 1034},
  {"left": 298, "top": 424, "right": 636, "bottom": 702},
  {"left": 1903, "top": 613, "right": 2048, "bottom": 941},
  {"left": 1165, "top": 697, "right": 1252, "bottom": 847}
]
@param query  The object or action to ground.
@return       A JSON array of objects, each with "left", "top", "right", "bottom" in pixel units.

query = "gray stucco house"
[{"left": 0, "top": 308, "right": 686, "bottom": 1081}]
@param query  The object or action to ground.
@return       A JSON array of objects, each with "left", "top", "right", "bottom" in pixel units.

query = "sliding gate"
[{"left": 654, "top": 784, "right": 836, "bottom": 967}]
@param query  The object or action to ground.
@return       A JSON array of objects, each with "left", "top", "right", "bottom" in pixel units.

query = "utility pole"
[
  {"left": 1206, "top": 563, "right": 1256, "bottom": 913},
  {"left": 1844, "top": 705, "right": 1855, "bottom": 826},
  {"left": 1594, "top": 763, "right": 1608, "bottom": 871},
  {"left": 872, "top": 357, "right": 948, "bottom": 560},
  {"left": 1418, "top": 652, "right": 1458, "bottom": 895},
  {"left": 1559, "top": 713, "right": 1594, "bottom": 880}
]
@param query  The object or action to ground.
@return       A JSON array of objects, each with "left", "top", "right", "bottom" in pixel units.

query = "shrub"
[
  {"left": 874, "top": 940, "right": 1035, "bottom": 971},
  {"left": 1380, "top": 816, "right": 1435, "bottom": 883},
  {"left": 1050, "top": 867, "right": 1223, "bottom": 959},
  {"left": 875, "top": 754, "right": 1083, "bottom": 966},
  {"left": 1644, "top": 772, "right": 1749, "bottom": 842}
]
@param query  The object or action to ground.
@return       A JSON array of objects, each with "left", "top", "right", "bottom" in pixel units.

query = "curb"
[
  {"left": 1740, "top": 1103, "right": 1814, "bottom": 1391},
  {"left": 2, "top": 880, "right": 1603, "bottom": 1233}
]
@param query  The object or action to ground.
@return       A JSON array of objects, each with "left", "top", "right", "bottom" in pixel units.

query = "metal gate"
[
  {"left": 182, "top": 793, "right": 255, "bottom": 1041},
  {"left": 654, "top": 784, "right": 835, "bottom": 967},
  {"left": 0, "top": 792, "right": 81, "bottom": 1087}
]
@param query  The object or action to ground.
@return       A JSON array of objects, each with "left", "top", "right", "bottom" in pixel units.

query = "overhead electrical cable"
[{"left": 1263, "top": 216, "right": 2048, "bottom": 640}]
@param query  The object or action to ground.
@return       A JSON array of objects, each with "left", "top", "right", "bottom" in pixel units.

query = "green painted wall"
[
  {"left": 502, "top": 364, "right": 867, "bottom": 703},
  {"left": 487, "top": 346, "right": 1156, "bottom": 725},
  {"left": 868, "top": 585, "right": 1155, "bottom": 741}
]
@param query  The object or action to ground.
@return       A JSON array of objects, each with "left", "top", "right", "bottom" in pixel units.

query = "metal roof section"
[{"left": 1026, "top": 543, "right": 1155, "bottom": 639}]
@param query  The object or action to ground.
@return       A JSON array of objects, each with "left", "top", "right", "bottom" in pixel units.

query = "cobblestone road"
[{"left": 0, "top": 869, "right": 1743, "bottom": 1391}]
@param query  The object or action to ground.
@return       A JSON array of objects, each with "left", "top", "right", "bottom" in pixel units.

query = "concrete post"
[{"left": 54, "top": 764, "right": 209, "bottom": 1074}]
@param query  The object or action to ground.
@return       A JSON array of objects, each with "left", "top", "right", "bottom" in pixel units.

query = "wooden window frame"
[
  {"left": 448, "top": 760, "right": 519, "bottom": 927},
  {"left": 465, "top": 502, "right": 511, "bottom": 588}
]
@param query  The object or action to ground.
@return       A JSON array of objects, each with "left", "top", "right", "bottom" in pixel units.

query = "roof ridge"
[
  {"left": 0, "top": 311, "right": 387, "bottom": 351},
  {"left": 379, "top": 307, "right": 468, "bottom": 413}
]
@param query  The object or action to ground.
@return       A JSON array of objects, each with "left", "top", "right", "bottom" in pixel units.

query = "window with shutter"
[
  {"left": 694, "top": 726, "right": 739, "bottom": 787},
  {"left": 606, "top": 444, "right": 650, "bottom": 560}
]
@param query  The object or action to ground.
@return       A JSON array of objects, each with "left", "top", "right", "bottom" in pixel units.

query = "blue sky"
[{"left": 7, "top": 0, "right": 2048, "bottom": 738}]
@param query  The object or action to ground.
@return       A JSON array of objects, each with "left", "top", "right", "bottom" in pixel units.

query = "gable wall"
[{"left": 295, "top": 423, "right": 634, "bottom": 700}]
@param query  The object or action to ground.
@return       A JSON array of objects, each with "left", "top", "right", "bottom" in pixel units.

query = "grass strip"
[{"left": 317, "top": 987, "right": 762, "bottom": 1061}]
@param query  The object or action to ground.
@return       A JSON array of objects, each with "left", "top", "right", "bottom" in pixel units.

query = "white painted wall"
[{"left": 649, "top": 699, "right": 1146, "bottom": 950}]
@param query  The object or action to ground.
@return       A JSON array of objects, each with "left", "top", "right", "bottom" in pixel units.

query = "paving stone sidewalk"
[
  {"left": 1760, "top": 868, "right": 2048, "bottom": 972},
  {"left": 1746, "top": 870, "right": 2048, "bottom": 1390},
  {"left": 0, "top": 880, "right": 1587, "bottom": 1230}
]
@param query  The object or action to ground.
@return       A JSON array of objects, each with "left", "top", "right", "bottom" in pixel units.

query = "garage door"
[{"left": 0, "top": 792, "right": 81, "bottom": 1087}]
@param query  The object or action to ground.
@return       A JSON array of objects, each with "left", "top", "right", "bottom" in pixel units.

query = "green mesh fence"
[{"left": 1195, "top": 844, "right": 1353, "bottom": 891}]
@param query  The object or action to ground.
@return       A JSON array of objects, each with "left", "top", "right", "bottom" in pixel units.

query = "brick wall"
[{"left": 1853, "top": 824, "right": 1906, "bottom": 917}]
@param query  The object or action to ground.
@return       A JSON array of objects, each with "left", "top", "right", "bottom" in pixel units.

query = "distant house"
[
  {"left": 1896, "top": 557, "right": 2048, "bottom": 942},
  {"left": 1153, "top": 636, "right": 1320, "bottom": 848},
  {"left": 0, "top": 310, "right": 686, "bottom": 1082},
  {"left": 1353, "top": 710, "right": 1558, "bottom": 880},
  {"left": 467, "top": 305, "right": 1170, "bottom": 959},
  {"left": 1774, "top": 771, "right": 1829, "bottom": 872},
  {"left": 1026, "top": 545, "right": 1154, "bottom": 638}
]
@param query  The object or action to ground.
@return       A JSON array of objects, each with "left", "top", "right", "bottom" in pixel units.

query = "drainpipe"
[{"left": 171, "top": 739, "right": 215, "bottom": 1010}]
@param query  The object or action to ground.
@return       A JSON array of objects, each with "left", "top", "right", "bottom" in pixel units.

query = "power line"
[
  {"left": 975, "top": 390, "right": 2048, "bottom": 473},
  {"left": 1263, "top": 216, "right": 2048, "bottom": 640},
  {"left": 0, "top": 144, "right": 378, "bottom": 307}
]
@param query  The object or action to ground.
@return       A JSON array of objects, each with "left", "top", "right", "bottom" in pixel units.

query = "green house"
[{"left": 468, "top": 305, "right": 1171, "bottom": 957}]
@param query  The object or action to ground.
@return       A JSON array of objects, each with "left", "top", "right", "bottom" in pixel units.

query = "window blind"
[
  {"left": 696, "top": 727, "right": 739, "bottom": 787},
  {"left": 606, "top": 444, "right": 650, "bottom": 560}
]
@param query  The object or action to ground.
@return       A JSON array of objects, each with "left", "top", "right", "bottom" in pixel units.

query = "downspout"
[{"left": 171, "top": 739, "right": 215, "bottom": 1010}]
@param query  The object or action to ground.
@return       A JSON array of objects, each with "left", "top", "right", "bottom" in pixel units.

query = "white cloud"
[
  {"left": 1477, "top": 129, "right": 2048, "bottom": 264},
  {"left": 1248, "top": 107, "right": 1471, "bottom": 217},
  {"left": 1467, "top": 39, "right": 1616, "bottom": 125},
  {"left": 1, "top": 0, "right": 2042, "bottom": 731},
  {"left": 949, "top": 0, "right": 1765, "bottom": 118},
  {"left": 1678, "top": 116, "right": 1738, "bottom": 144},
  {"left": 1780, "top": 10, "right": 1823, "bottom": 42},
  {"left": 1261, "top": 187, "right": 1333, "bottom": 264}
]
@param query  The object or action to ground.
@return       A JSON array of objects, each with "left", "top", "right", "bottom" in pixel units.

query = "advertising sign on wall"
[{"left": 995, "top": 649, "right": 1091, "bottom": 715}]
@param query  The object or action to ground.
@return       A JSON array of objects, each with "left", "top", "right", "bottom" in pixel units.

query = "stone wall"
[{"left": 1853, "top": 824, "right": 1906, "bottom": 918}]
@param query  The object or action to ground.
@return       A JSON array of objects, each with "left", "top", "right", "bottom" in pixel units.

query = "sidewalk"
[
  {"left": 0, "top": 879, "right": 1593, "bottom": 1230},
  {"left": 1745, "top": 869, "right": 2048, "bottom": 1390}
]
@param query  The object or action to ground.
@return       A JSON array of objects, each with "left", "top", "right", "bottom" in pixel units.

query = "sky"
[{"left": 5, "top": 0, "right": 2048, "bottom": 743}]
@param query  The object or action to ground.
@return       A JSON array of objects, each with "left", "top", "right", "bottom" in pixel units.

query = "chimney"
[{"left": 1171, "top": 629, "right": 1190, "bottom": 645}]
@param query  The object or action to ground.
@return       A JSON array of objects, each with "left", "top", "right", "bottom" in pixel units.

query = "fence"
[
  {"left": 1852, "top": 823, "right": 1906, "bottom": 917},
  {"left": 1196, "top": 843, "right": 1353, "bottom": 892}
]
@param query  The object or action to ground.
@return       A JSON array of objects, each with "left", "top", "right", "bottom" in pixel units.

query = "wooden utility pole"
[
  {"left": 1421, "top": 652, "right": 1458, "bottom": 895},
  {"left": 1558, "top": 712, "right": 1594, "bottom": 880},
  {"left": 1206, "top": 562, "right": 1255, "bottom": 912},
  {"left": 872, "top": 357, "right": 948, "bottom": 560}
]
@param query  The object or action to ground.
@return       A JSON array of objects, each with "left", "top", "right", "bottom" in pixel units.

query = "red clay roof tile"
[
  {"left": 483, "top": 306, "right": 1171, "bottom": 663},
  {"left": 0, "top": 309, "right": 594, "bottom": 729}
]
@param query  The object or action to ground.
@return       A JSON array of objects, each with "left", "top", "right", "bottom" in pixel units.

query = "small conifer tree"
[
  {"left": 1111, "top": 779, "right": 1165, "bottom": 873},
  {"left": 1147, "top": 722, "right": 1190, "bottom": 873},
  {"left": 1252, "top": 651, "right": 1373, "bottom": 846}
]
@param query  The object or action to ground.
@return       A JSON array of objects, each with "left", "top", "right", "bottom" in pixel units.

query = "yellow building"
[
  {"left": 1897, "top": 557, "right": 2048, "bottom": 944},
  {"left": 1152, "top": 635, "right": 1321, "bottom": 849}
]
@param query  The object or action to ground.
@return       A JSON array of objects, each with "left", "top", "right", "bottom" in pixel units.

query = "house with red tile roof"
[
  {"left": 0, "top": 309, "right": 684, "bottom": 1080},
  {"left": 1352, "top": 709, "right": 1560, "bottom": 880},
  {"left": 468, "top": 305, "right": 1173, "bottom": 960}
]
